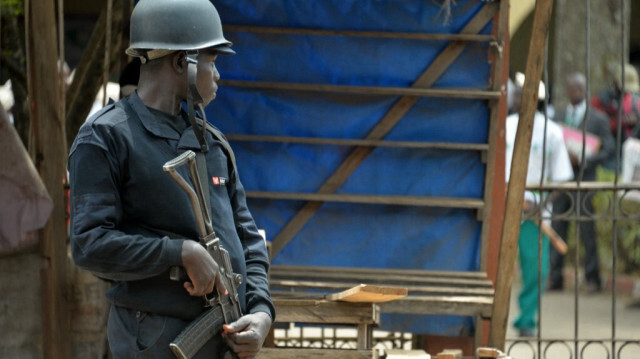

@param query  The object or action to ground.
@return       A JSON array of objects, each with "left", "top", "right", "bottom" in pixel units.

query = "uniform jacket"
[{"left": 68, "top": 92, "right": 274, "bottom": 321}]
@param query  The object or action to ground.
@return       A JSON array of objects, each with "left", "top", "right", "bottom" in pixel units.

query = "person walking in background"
[
  {"left": 506, "top": 74, "right": 574, "bottom": 337},
  {"left": 591, "top": 64, "right": 640, "bottom": 171},
  {"left": 549, "top": 72, "right": 616, "bottom": 293}
]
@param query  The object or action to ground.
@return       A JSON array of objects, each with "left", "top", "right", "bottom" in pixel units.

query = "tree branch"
[
  {"left": 0, "top": 12, "right": 29, "bottom": 148},
  {"left": 0, "top": 52, "right": 27, "bottom": 85},
  {"left": 65, "top": 0, "right": 131, "bottom": 149}
]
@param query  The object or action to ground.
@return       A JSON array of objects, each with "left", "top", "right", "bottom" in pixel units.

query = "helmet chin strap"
[{"left": 186, "top": 52, "right": 209, "bottom": 153}]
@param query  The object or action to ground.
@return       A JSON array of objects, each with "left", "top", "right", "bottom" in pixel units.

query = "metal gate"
[{"left": 504, "top": 0, "right": 640, "bottom": 357}]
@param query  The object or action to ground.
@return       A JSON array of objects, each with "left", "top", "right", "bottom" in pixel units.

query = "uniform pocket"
[{"left": 135, "top": 311, "right": 166, "bottom": 353}]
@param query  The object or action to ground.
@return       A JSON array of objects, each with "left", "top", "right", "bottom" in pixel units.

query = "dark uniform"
[
  {"left": 69, "top": 92, "right": 274, "bottom": 357},
  {"left": 550, "top": 107, "right": 615, "bottom": 291}
]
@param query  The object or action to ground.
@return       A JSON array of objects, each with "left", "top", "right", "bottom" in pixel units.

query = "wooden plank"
[
  {"left": 225, "top": 24, "right": 495, "bottom": 42},
  {"left": 226, "top": 134, "right": 489, "bottom": 151},
  {"left": 478, "top": 0, "right": 510, "bottom": 349},
  {"left": 480, "top": 0, "right": 511, "bottom": 274},
  {"left": 270, "top": 270, "right": 493, "bottom": 288},
  {"left": 379, "top": 296, "right": 493, "bottom": 318},
  {"left": 271, "top": 265, "right": 490, "bottom": 279},
  {"left": 270, "top": 3, "right": 499, "bottom": 258},
  {"left": 257, "top": 348, "right": 372, "bottom": 359},
  {"left": 385, "top": 349, "right": 432, "bottom": 359},
  {"left": 489, "top": 0, "right": 555, "bottom": 350},
  {"left": 220, "top": 80, "right": 501, "bottom": 99},
  {"left": 274, "top": 299, "right": 380, "bottom": 325},
  {"left": 270, "top": 280, "right": 495, "bottom": 296},
  {"left": 248, "top": 192, "right": 484, "bottom": 209},
  {"left": 325, "top": 284, "right": 408, "bottom": 303},
  {"left": 26, "top": 1, "right": 71, "bottom": 358},
  {"left": 480, "top": 0, "right": 511, "bottom": 349},
  {"left": 437, "top": 349, "right": 463, "bottom": 359},
  {"left": 476, "top": 347, "right": 500, "bottom": 358}
]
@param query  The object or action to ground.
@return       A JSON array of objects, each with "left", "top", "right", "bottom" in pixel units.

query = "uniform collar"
[
  {"left": 177, "top": 127, "right": 206, "bottom": 151},
  {"left": 126, "top": 92, "right": 213, "bottom": 151},
  {"left": 127, "top": 91, "right": 182, "bottom": 140}
]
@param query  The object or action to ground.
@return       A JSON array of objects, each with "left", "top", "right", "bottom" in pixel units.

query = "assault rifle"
[{"left": 163, "top": 150, "right": 243, "bottom": 359}]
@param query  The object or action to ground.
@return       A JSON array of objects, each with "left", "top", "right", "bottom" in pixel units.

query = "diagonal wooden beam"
[
  {"left": 489, "top": 0, "right": 555, "bottom": 350},
  {"left": 270, "top": 3, "right": 499, "bottom": 258}
]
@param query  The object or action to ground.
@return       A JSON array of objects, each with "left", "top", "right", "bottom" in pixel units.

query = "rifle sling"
[{"left": 194, "top": 151, "right": 211, "bottom": 218}]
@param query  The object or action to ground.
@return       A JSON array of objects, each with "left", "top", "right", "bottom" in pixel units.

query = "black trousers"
[
  {"left": 108, "top": 305, "right": 224, "bottom": 359},
  {"left": 550, "top": 191, "right": 602, "bottom": 288}
]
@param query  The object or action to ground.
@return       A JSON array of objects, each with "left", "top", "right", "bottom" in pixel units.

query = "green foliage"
[
  {"left": 561, "top": 168, "right": 640, "bottom": 276},
  {"left": 592, "top": 167, "right": 640, "bottom": 275},
  {"left": 0, "top": 0, "right": 23, "bottom": 16}
]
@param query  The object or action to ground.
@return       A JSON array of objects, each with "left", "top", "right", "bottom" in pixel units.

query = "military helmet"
[{"left": 126, "top": 0, "right": 234, "bottom": 60}]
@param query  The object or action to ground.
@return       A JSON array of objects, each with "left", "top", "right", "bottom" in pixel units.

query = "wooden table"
[{"left": 258, "top": 297, "right": 380, "bottom": 358}]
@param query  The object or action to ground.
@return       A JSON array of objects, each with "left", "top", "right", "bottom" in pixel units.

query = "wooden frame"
[
  {"left": 223, "top": 1, "right": 511, "bottom": 352},
  {"left": 270, "top": 265, "right": 495, "bottom": 320},
  {"left": 476, "top": 0, "right": 511, "bottom": 350},
  {"left": 225, "top": 24, "right": 497, "bottom": 42},
  {"left": 227, "top": 134, "right": 490, "bottom": 151},
  {"left": 220, "top": 80, "right": 501, "bottom": 99},
  {"left": 236, "top": 2, "right": 503, "bottom": 258}
]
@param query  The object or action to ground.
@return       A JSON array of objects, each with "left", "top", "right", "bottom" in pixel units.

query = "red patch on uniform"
[{"left": 212, "top": 177, "right": 220, "bottom": 185}]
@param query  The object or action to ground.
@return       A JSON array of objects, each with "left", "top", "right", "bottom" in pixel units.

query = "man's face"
[
  {"left": 195, "top": 50, "right": 220, "bottom": 106},
  {"left": 566, "top": 81, "right": 584, "bottom": 105}
]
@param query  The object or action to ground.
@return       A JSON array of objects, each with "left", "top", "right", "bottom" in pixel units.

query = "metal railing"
[{"left": 504, "top": 1, "right": 640, "bottom": 357}]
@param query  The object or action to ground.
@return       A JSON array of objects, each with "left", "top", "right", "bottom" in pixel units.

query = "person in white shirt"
[{"left": 505, "top": 79, "right": 574, "bottom": 337}]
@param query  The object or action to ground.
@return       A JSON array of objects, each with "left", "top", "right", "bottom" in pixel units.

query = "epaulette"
[{"left": 86, "top": 102, "right": 116, "bottom": 124}]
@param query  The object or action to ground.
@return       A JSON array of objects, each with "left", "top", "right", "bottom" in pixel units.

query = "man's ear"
[{"left": 172, "top": 51, "right": 187, "bottom": 74}]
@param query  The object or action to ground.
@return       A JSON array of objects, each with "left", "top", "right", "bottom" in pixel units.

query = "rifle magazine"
[{"left": 170, "top": 305, "right": 224, "bottom": 359}]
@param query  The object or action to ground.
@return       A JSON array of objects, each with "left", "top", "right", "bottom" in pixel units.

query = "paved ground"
[{"left": 505, "top": 281, "right": 640, "bottom": 359}]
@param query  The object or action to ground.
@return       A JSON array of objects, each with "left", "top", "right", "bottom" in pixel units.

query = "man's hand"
[
  {"left": 568, "top": 152, "right": 580, "bottom": 167},
  {"left": 181, "top": 240, "right": 227, "bottom": 297},
  {"left": 222, "top": 312, "right": 272, "bottom": 359},
  {"left": 623, "top": 113, "right": 638, "bottom": 126}
]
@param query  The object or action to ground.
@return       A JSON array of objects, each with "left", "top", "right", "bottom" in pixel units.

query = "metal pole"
[
  {"left": 537, "top": 35, "right": 551, "bottom": 357},
  {"left": 611, "top": 1, "right": 627, "bottom": 357}
]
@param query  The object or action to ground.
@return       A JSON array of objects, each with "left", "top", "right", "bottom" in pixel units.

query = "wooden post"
[
  {"left": 479, "top": 0, "right": 510, "bottom": 349},
  {"left": 25, "top": 0, "right": 71, "bottom": 358},
  {"left": 488, "top": 0, "right": 555, "bottom": 350}
]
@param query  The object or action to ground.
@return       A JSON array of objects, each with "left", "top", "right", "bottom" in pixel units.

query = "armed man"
[{"left": 68, "top": 0, "right": 274, "bottom": 358}]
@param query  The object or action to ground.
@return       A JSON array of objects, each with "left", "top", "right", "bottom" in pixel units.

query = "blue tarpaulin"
[{"left": 207, "top": 0, "right": 493, "bottom": 336}]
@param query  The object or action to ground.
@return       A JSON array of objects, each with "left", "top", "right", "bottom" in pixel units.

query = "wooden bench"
[{"left": 269, "top": 265, "right": 495, "bottom": 343}]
